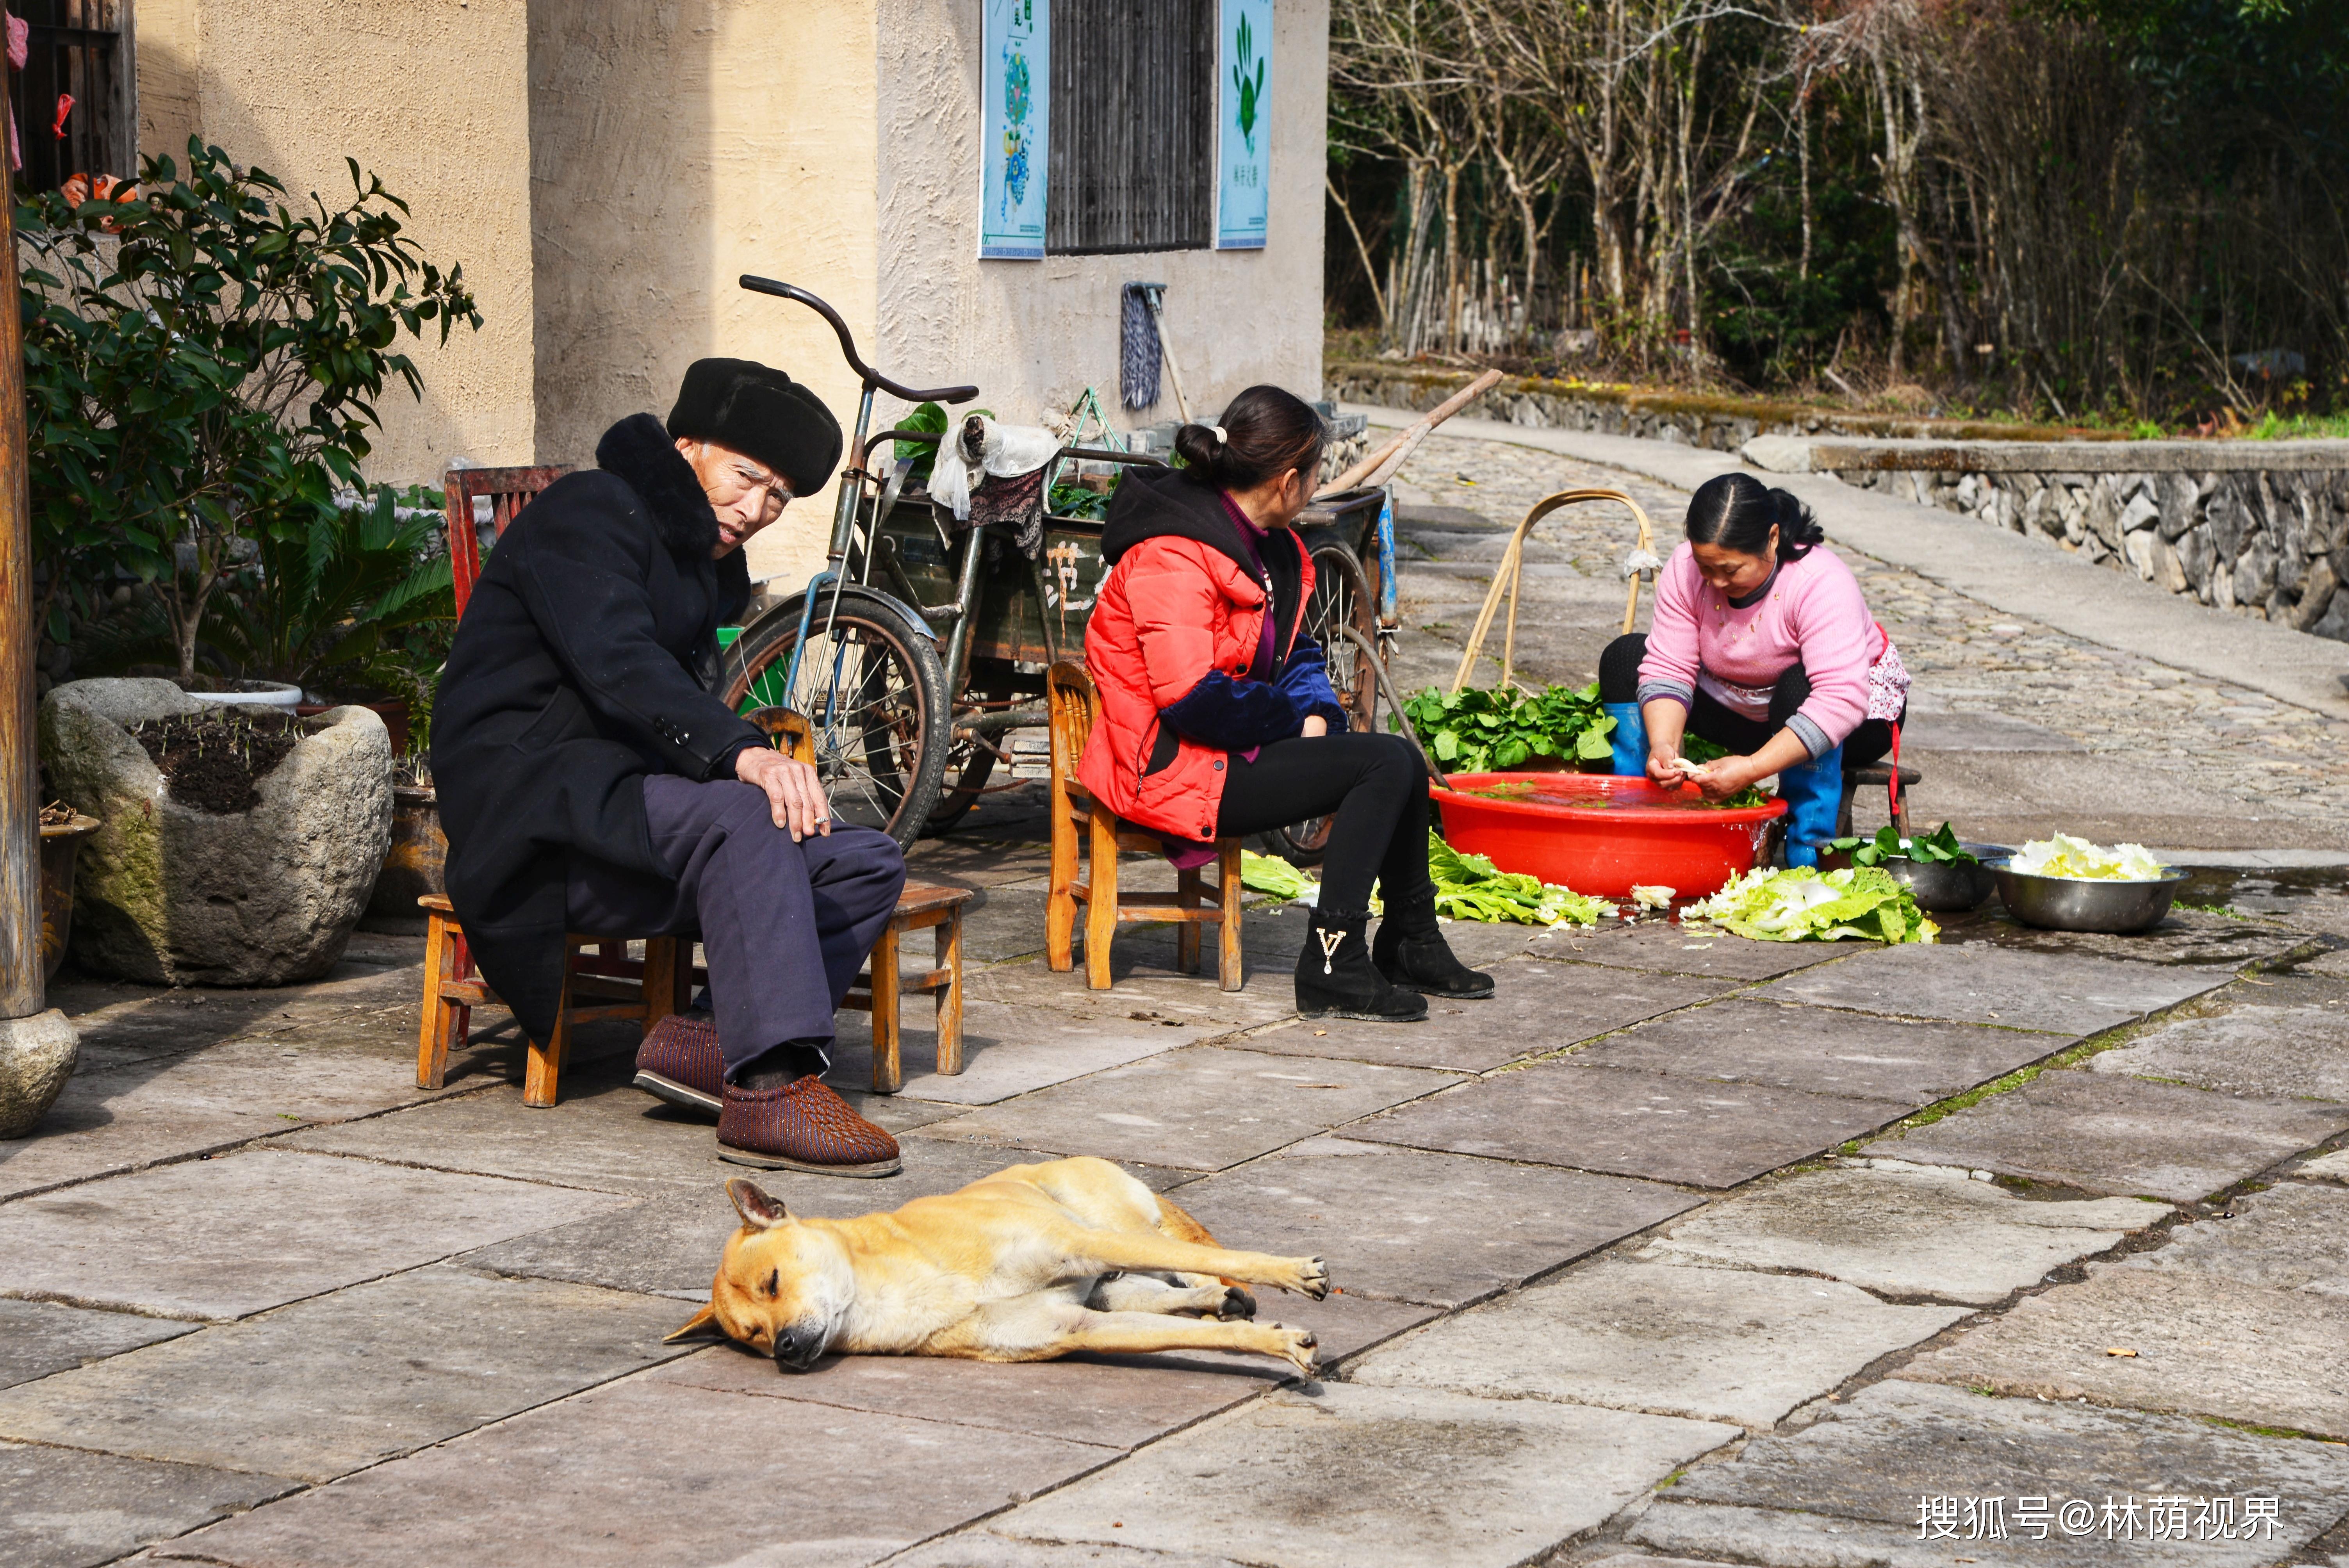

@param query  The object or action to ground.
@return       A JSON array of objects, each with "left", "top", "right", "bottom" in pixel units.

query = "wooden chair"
[
  {"left": 415, "top": 711, "right": 971, "bottom": 1106},
  {"left": 443, "top": 464, "right": 575, "bottom": 617},
  {"left": 1837, "top": 761, "right": 1923, "bottom": 839},
  {"left": 416, "top": 902, "right": 695, "bottom": 1110},
  {"left": 755, "top": 708, "right": 973, "bottom": 1093},
  {"left": 1044, "top": 662, "right": 1242, "bottom": 992}
]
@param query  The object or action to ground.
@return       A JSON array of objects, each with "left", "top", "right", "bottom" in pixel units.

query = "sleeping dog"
[{"left": 668, "top": 1156, "right": 1330, "bottom": 1375}]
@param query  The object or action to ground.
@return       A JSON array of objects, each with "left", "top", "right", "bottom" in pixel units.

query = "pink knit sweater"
[{"left": 1636, "top": 541, "right": 1886, "bottom": 757}]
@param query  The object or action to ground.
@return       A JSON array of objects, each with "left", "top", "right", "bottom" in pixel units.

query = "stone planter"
[
  {"left": 367, "top": 784, "right": 446, "bottom": 918},
  {"left": 38, "top": 678, "right": 394, "bottom": 985},
  {"left": 0, "top": 1011, "right": 78, "bottom": 1140},
  {"left": 39, "top": 812, "right": 103, "bottom": 983}
]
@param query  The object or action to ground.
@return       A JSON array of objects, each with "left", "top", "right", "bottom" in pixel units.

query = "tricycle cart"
[{"left": 721, "top": 278, "right": 1400, "bottom": 859}]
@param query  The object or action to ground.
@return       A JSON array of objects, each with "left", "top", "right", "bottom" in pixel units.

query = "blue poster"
[
  {"left": 1215, "top": 0, "right": 1272, "bottom": 250},
  {"left": 980, "top": 0, "right": 1048, "bottom": 260}
]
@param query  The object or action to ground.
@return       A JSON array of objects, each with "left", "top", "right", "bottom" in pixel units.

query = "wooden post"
[{"left": 1, "top": 54, "right": 44, "bottom": 1025}]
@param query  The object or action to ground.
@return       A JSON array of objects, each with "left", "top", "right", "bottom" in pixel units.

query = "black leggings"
[
  {"left": 1214, "top": 732, "right": 1433, "bottom": 916},
  {"left": 1599, "top": 632, "right": 1899, "bottom": 769}
]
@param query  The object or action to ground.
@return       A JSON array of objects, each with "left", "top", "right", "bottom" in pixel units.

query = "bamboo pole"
[
  {"left": 0, "top": 57, "right": 42, "bottom": 1021},
  {"left": 1315, "top": 369, "right": 1503, "bottom": 498},
  {"left": 1450, "top": 488, "right": 1654, "bottom": 696}
]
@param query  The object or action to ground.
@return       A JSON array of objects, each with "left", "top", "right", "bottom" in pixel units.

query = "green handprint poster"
[
  {"left": 1215, "top": 0, "right": 1271, "bottom": 250},
  {"left": 982, "top": 0, "right": 1049, "bottom": 260}
]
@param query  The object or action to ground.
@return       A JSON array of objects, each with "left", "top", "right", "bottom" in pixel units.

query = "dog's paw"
[
  {"left": 1218, "top": 1286, "right": 1257, "bottom": 1321},
  {"left": 1288, "top": 1256, "right": 1331, "bottom": 1301},
  {"left": 1270, "top": 1324, "right": 1319, "bottom": 1377}
]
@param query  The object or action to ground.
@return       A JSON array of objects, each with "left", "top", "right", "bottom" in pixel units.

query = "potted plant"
[{"left": 19, "top": 137, "right": 478, "bottom": 697}]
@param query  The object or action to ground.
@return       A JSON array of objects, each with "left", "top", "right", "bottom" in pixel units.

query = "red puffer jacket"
[{"left": 1078, "top": 469, "right": 1348, "bottom": 845}]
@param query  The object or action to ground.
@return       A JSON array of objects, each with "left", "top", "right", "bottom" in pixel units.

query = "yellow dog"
[{"left": 668, "top": 1156, "right": 1330, "bottom": 1375}]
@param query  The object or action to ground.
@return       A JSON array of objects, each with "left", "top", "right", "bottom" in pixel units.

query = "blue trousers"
[{"left": 565, "top": 776, "right": 905, "bottom": 1077}]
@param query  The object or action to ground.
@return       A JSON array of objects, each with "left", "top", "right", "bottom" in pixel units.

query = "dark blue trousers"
[{"left": 565, "top": 776, "right": 905, "bottom": 1078}]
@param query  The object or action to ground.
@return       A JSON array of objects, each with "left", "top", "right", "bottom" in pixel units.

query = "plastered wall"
[
  {"left": 875, "top": 0, "right": 1328, "bottom": 436},
  {"left": 528, "top": 0, "right": 883, "bottom": 590},
  {"left": 135, "top": 0, "right": 538, "bottom": 487}
]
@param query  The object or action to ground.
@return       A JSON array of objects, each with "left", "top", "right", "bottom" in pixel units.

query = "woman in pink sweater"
[{"left": 1596, "top": 474, "right": 1908, "bottom": 864}]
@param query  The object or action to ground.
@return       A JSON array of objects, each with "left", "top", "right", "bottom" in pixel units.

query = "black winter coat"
[{"left": 431, "top": 414, "right": 765, "bottom": 1043}]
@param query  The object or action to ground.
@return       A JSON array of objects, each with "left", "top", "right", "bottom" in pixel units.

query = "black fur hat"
[{"left": 665, "top": 358, "right": 843, "bottom": 497}]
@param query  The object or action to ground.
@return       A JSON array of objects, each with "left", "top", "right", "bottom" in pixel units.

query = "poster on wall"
[
  {"left": 980, "top": 0, "right": 1049, "bottom": 260},
  {"left": 1215, "top": 0, "right": 1272, "bottom": 250}
]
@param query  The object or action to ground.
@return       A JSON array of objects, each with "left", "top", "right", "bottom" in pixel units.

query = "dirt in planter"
[{"left": 130, "top": 712, "right": 320, "bottom": 815}]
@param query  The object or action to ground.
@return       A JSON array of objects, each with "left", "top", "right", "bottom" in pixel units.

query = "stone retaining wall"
[
  {"left": 1328, "top": 362, "right": 2128, "bottom": 452},
  {"left": 1742, "top": 437, "right": 2349, "bottom": 644}
]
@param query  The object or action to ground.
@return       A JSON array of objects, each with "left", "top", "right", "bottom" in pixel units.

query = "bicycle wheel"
[
  {"left": 724, "top": 586, "right": 951, "bottom": 849},
  {"left": 1262, "top": 529, "right": 1384, "bottom": 866}
]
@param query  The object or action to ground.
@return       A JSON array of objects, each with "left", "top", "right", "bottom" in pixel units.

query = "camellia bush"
[{"left": 20, "top": 137, "right": 480, "bottom": 682}]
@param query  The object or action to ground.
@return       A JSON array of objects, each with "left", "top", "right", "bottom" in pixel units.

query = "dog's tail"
[{"left": 1153, "top": 1194, "right": 1221, "bottom": 1250}]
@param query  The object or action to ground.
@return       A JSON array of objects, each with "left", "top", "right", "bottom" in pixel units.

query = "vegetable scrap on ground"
[
  {"left": 1238, "top": 837, "right": 1616, "bottom": 928},
  {"left": 1684, "top": 866, "right": 1938, "bottom": 944}
]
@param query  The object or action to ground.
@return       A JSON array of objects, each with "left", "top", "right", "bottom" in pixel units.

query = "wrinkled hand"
[
  {"left": 1689, "top": 757, "right": 1757, "bottom": 803},
  {"left": 736, "top": 745, "right": 832, "bottom": 841},
  {"left": 1301, "top": 715, "right": 1330, "bottom": 738},
  {"left": 1645, "top": 744, "right": 1687, "bottom": 789}
]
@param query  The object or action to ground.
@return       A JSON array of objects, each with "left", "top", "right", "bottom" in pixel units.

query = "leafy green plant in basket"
[
  {"left": 20, "top": 138, "right": 480, "bottom": 682},
  {"left": 1399, "top": 683, "right": 1615, "bottom": 772}
]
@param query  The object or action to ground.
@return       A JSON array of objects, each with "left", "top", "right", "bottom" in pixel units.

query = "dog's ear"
[
  {"left": 726, "top": 1177, "right": 790, "bottom": 1230},
  {"left": 665, "top": 1301, "right": 724, "bottom": 1343}
]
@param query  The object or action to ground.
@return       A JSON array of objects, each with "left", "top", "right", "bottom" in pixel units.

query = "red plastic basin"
[{"left": 1431, "top": 772, "right": 1787, "bottom": 900}]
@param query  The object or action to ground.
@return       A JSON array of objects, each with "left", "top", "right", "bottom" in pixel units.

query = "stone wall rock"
[{"left": 39, "top": 680, "right": 395, "bottom": 985}]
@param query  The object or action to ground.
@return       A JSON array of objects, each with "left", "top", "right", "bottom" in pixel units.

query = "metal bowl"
[
  {"left": 1818, "top": 843, "right": 2010, "bottom": 912},
  {"left": 1985, "top": 859, "right": 2190, "bottom": 934}
]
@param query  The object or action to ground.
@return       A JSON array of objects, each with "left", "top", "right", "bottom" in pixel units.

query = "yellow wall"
[
  {"left": 136, "top": 0, "right": 538, "bottom": 486},
  {"left": 528, "top": 0, "right": 882, "bottom": 590}
]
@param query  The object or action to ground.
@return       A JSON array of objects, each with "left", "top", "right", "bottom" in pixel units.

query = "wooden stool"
[
  {"left": 843, "top": 882, "right": 973, "bottom": 1094},
  {"left": 416, "top": 895, "right": 695, "bottom": 1109},
  {"left": 1043, "top": 661, "right": 1243, "bottom": 992},
  {"left": 1837, "top": 762, "right": 1923, "bottom": 839}
]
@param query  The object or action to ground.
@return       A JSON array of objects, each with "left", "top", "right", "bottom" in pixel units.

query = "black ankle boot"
[
  {"left": 1372, "top": 891, "right": 1496, "bottom": 1000},
  {"left": 1297, "top": 909, "right": 1428, "bottom": 1022}
]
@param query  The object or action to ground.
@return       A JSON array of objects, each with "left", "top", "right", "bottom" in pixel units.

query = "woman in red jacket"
[{"left": 1079, "top": 386, "right": 1490, "bottom": 1021}]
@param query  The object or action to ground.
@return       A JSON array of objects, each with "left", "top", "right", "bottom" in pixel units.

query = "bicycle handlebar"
[{"left": 739, "top": 276, "right": 981, "bottom": 406}]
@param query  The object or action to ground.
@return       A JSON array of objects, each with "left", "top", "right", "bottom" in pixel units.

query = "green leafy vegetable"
[
  {"left": 1239, "top": 850, "right": 1319, "bottom": 903},
  {"left": 1825, "top": 821, "right": 1978, "bottom": 867},
  {"left": 1428, "top": 832, "right": 1614, "bottom": 926},
  {"left": 1682, "top": 733, "right": 1730, "bottom": 764},
  {"left": 1683, "top": 866, "right": 1938, "bottom": 944},
  {"left": 1400, "top": 683, "right": 1616, "bottom": 773}
]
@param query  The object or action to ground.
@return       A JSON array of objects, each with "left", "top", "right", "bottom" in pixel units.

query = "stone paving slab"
[
  {"left": 455, "top": 1147, "right": 1198, "bottom": 1303},
  {"left": 1860, "top": 1070, "right": 2349, "bottom": 1201},
  {"left": 288, "top": 1066, "right": 958, "bottom": 1197},
  {"left": 1938, "top": 906, "right": 2310, "bottom": 970},
  {"left": 2300, "top": 1147, "right": 2349, "bottom": 1182},
  {"left": 896, "top": 1538, "right": 1253, "bottom": 1568},
  {"left": 1169, "top": 1137, "right": 1698, "bottom": 1307},
  {"left": 990, "top": 1382, "right": 1739, "bottom": 1568},
  {"left": 2134, "top": 1182, "right": 2349, "bottom": 1294},
  {"left": 650, "top": 1291, "right": 1430, "bottom": 1452},
  {"left": 914, "top": 1047, "right": 1456, "bottom": 1172},
  {"left": 1243, "top": 964, "right": 1732, "bottom": 1073},
  {"left": 1628, "top": 1379, "right": 2349, "bottom": 1568},
  {"left": 0, "top": 1034, "right": 479, "bottom": 1202},
  {"left": 2089, "top": 992, "right": 2349, "bottom": 1103},
  {"left": 1, "top": 1439, "right": 297, "bottom": 1568},
  {"left": 825, "top": 999, "right": 1198, "bottom": 1104},
  {"left": 1529, "top": 922, "right": 1852, "bottom": 980},
  {"left": 1353, "top": 1260, "right": 1965, "bottom": 1429},
  {"left": 154, "top": 1375, "right": 1109, "bottom": 1568},
  {"left": 1640, "top": 1162, "right": 2169, "bottom": 1304},
  {"left": 1899, "top": 1263, "right": 2349, "bottom": 1439},
  {"left": 965, "top": 960, "right": 1299, "bottom": 1035},
  {"left": 0, "top": 1267, "right": 688, "bottom": 1483},
  {"left": 1575, "top": 998, "right": 2074, "bottom": 1106},
  {"left": 1349, "top": 1063, "right": 1910, "bottom": 1188},
  {"left": 1757, "top": 944, "right": 2226, "bottom": 1035},
  {"left": 0, "top": 1299, "right": 196, "bottom": 1391},
  {"left": 0, "top": 1148, "right": 624, "bottom": 1320}
]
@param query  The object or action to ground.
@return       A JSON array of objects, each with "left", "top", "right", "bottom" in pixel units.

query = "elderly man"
[{"left": 432, "top": 359, "right": 907, "bottom": 1176}]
